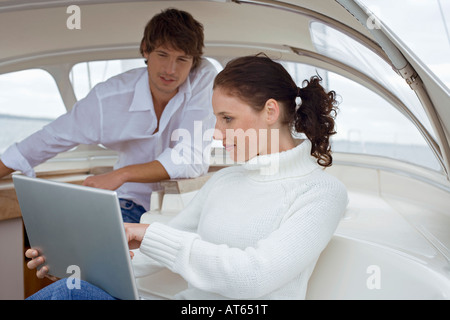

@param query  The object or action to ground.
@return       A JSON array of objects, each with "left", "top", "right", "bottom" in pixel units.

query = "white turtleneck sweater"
[{"left": 132, "top": 140, "right": 348, "bottom": 299}]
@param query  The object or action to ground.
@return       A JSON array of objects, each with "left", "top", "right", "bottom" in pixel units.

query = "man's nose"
[{"left": 163, "top": 59, "right": 177, "bottom": 74}]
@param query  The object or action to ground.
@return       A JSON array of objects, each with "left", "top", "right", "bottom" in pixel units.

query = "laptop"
[{"left": 13, "top": 174, "right": 140, "bottom": 300}]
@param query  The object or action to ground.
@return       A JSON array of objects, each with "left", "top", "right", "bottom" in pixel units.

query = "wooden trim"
[
  {"left": 0, "top": 172, "right": 92, "bottom": 222},
  {"left": 0, "top": 187, "right": 21, "bottom": 221}
]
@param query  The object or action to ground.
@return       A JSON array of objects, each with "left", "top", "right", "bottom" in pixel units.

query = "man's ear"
[
  {"left": 140, "top": 41, "right": 149, "bottom": 60},
  {"left": 264, "top": 99, "right": 281, "bottom": 125}
]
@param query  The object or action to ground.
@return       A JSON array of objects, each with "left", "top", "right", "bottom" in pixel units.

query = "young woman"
[{"left": 26, "top": 54, "right": 348, "bottom": 300}]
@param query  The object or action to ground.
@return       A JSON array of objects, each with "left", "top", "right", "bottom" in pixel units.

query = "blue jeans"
[
  {"left": 119, "top": 198, "right": 146, "bottom": 223},
  {"left": 26, "top": 279, "right": 117, "bottom": 300}
]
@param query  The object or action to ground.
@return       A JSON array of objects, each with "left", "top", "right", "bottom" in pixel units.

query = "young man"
[{"left": 0, "top": 9, "right": 217, "bottom": 223}]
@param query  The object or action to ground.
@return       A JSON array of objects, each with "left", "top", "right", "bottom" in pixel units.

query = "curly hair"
[{"left": 294, "top": 76, "right": 338, "bottom": 167}]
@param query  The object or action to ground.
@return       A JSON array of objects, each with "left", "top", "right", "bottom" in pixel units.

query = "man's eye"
[{"left": 178, "top": 57, "right": 191, "bottom": 63}]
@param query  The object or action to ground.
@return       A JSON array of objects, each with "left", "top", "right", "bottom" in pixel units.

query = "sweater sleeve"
[
  {"left": 139, "top": 178, "right": 348, "bottom": 299},
  {"left": 132, "top": 169, "right": 222, "bottom": 278}
]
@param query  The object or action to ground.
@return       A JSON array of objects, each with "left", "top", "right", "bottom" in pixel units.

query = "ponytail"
[
  {"left": 214, "top": 54, "right": 339, "bottom": 167},
  {"left": 295, "top": 76, "right": 338, "bottom": 167}
]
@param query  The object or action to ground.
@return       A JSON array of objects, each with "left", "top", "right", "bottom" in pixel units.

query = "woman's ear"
[{"left": 264, "top": 99, "right": 280, "bottom": 126}]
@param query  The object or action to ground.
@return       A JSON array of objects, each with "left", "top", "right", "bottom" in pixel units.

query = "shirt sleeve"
[
  {"left": 0, "top": 88, "right": 102, "bottom": 175},
  {"left": 156, "top": 61, "right": 217, "bottom": 179},
  {"left": 138, "top": 178, "right": 348, "bottom": 299}
]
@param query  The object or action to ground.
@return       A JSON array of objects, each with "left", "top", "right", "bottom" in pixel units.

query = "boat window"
[
  {"left": 281, "top": 61, "right": 441, "bottom": 171},
  {"left": 360, "top": 0, "right": 450, "bottom": 90},
  {"left": 70, "top": 58, "right": 145, "bottom": 100},
  {"left": 309, "top": 22, "right": 436, "bottom": 143},
  {"left": 0, "top": 69, "right": 65, "bottom": 155},
  {"left": 70, "top": 57, "right": 223, "bottom": 100}
]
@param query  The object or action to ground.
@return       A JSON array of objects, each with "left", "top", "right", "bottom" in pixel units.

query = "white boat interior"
[{"left": 0, "top": 0, "right": 449, "bottom": 300}]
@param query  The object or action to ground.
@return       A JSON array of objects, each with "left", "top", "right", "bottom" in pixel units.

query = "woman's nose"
[{"left": 212, "top": 126, "right": 224, "bottom": 141}]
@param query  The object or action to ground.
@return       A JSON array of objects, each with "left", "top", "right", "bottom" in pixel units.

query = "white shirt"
[
  {"left": 132, "top": 140, "right": 348, "bottom": 299},
  {"left": 1, "top": 59, "right": 218, "bottom": 210}
]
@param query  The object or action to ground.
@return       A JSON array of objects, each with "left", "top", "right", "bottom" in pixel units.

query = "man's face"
[{"left": 143, "top": 45, "right": 193, "bottom": 99}]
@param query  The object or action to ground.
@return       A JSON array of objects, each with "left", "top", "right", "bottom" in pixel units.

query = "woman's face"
[{"left": 212, "top": 87, "right": 270, "bottom": 162}]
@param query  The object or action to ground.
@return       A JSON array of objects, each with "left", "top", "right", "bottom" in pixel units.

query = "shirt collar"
[{"left": 129, "top": 68, "right": 192, "bottom": 112}]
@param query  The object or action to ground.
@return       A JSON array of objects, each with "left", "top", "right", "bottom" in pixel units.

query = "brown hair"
[
  {"left": 213, "top": 54, "right": 339, "bottom": 167},
  {"left": 140, "top": 8, "right": 204, "bottom": 69}
]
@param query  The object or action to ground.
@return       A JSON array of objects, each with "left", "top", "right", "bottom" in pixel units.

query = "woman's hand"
[
  {"left": 25, "top": 224, "right": 150, "bottom": 278},
  {"left": 124, "top": 223, "right": 150, "bottom": 258},
  {"left": 24, "top": 248, "right": 59, "bottom": 281}
]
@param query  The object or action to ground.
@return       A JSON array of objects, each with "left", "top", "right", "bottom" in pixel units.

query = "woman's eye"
[{"left": 223, "top": 116, "right": 232, "bottom": 123}]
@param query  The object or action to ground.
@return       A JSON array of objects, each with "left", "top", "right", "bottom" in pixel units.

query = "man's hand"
[
  {"left": 83, "top": 169, "right": 127, "bottom": 191},
  {"left": 82, "top": 160, "right": 169, "bottom": 191},
  {"left": 0, "top": 160, "right": 14, "bottom": 179}
]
